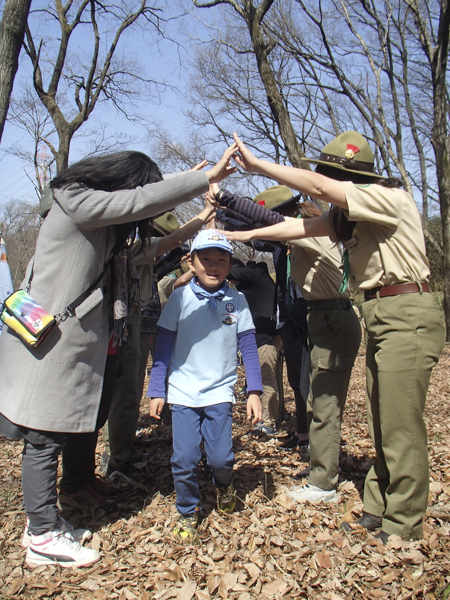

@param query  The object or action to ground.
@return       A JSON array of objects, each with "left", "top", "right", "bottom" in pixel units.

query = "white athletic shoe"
[
  {"left": 22, "top": 516, "right": 92, "bottom": 548},
  {"left": 287, "top": 483, "right": 338, "bottom": 503},
  {"left": 26, "top": 530, "right": 100, "bottom": 568}
]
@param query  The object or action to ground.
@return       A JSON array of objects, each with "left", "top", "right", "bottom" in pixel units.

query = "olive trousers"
[
  {"left": 362, "top": 292, "right": 445, "bottom": 539},
  {"left": 103, "top": 310, "right": 141, "bottom": 474},
  {"left": 307, "top": 302, "right": 362, "bottom": 491}
]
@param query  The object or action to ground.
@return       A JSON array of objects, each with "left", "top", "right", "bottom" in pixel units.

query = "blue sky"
[{"left": 0, "top": 0, "right": 210, "bottom": 206}]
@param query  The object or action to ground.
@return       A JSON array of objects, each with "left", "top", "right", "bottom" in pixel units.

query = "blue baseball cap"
[{"left": 191, "top": 229, "right": 233, "bottom": 255}]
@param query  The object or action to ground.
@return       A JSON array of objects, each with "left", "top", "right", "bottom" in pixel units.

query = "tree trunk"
[
  {"left": 55, "top": 130, "right": 71, "bottom": 175},
  {"left": 440, "top": 184, "right": 450, "bottom": 341},
  {"left": 0, "top": 0, "right": 32, "bottom": 145},
  {"left": 431, "top": 0, "right": 450, "bottom": 340},
  {"left": 246, "top": 4, "right": 310, "bottom": 169},
  {"left": 248, "top": 11, "right": 307, "bottom": 169}
]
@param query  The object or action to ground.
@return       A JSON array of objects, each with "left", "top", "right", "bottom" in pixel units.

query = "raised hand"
[
  {"left": 205, "top": 183, "right": 222, "bottom": 209},
  {"left": 190, "top": 159, "right": 209, "bottom": 171},
  {"left": 205, "top": 143, "right": 238, "bottom": 184},
  {"left": 232, "top": 132, "right": 260, "bottom": 173}
]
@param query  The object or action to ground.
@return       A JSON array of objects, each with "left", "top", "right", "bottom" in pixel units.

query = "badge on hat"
[{"left": 345, "top": 144, "right": 360, "bottom": 160}]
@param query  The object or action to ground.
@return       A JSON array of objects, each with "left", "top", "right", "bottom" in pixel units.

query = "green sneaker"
[
  {"left": 217, "top": 483, "right": 236, "bottom": 514},
  {"left": 173, "top": 512, "right": 199, "bottom": 540}
]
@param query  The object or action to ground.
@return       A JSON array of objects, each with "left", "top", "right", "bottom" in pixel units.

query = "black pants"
[
  {"left": 60, "top": 353, "right": 120, "bottom": 493},
  {"left": 280, "top": 315, "right": 310, "bottom": 435}
]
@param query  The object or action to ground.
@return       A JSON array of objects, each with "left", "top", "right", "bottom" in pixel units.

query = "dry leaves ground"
[{"left": 1, "top": 347, "right": 450, "bottom": 600}]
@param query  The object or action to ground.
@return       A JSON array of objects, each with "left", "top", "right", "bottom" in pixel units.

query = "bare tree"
[
  {"left": 192, "top": 0, "right": 309, "bottom": 168},
  {"left": 22, "top": 0, "right": 167, "bottom": 173},
  {"left": 0, "top": 198, "right": 40, "bottom": 287},
  {"left": 0, "top": 0, "right": 32, "bottom": 144},
  {"left": 7, "top": 86, "right": 57, "bottom": 198},
  {"left": 270, "top": 0, "right": 450, "bottom": 336},
  {"left": 189, "top": 0, "right": 450, "bottom": 336},
  {"left": 7, "top": 85, "right": 138, "bottom": 199}
]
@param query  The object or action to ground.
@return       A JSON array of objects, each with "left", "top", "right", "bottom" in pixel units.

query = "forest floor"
[{"left": 1, "top": 346, "right": 450, "bottom": 600}]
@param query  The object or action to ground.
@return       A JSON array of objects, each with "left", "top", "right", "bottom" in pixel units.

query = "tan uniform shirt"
[
  {"left": 343, "top": 182, "right": 430, "bottom": 290},
  {"left": 288, "top": 231, "right": 348, "bottom": 301},
  {"left": 158, "top": 274, "right": 177, "bottom": 310},
  {"left": 131, "top": 236, "right": 161, "bottom": 307}
]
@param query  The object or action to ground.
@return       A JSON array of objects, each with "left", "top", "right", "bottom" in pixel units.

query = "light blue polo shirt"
[{"left": 157, "top": 284, "right": 255, "bottom": 407}]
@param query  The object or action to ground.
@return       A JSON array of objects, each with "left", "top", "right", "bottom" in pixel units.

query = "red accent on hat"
[
  {"left": 258, "top": 200, "right": 266, "bottom": 206},
  {"left": 347, "top": 144, "right": 360, "bottom": 153}
]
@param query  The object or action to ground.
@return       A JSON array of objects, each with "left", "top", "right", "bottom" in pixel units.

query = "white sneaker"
[
  {"left": 287, "top": 483, "right": 338, "bottom": 503},
  {"left": 26, "top": 531, "right": 100, "bottom": 568},
  {"left": 22, "top": 516, "right": 92, "bottom": 548}
]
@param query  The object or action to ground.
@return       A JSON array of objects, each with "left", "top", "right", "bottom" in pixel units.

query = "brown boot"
[{"left": 341, "top": 511, "right": 382, "bottom": 532}]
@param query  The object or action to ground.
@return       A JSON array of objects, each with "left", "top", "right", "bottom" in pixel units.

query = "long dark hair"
[
  {"left": 298, "top": 201, "right": 322, "bottom": 219},
  {"left": 51, "top": 151, "right": 163, "bottom": 251},
  {"left": 315, "top": 165, "right": 403, "bottom": 243}
]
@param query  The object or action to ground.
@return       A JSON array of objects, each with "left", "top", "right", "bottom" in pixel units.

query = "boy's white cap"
[{"left": 191, "top": 229, "right": 233, "bottom": 255}]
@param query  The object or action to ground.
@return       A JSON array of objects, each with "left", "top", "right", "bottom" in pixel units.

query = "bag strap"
[
  {"left": 28, "top": 232, "right": 127, "bottom": 323},
  {"left": 54, "top": 257, "right": 113, "bottom": 323}
]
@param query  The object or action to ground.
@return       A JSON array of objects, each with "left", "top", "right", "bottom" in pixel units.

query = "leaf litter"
[{"left": 1, "top": 347, "right": 450, "bottom": 599}]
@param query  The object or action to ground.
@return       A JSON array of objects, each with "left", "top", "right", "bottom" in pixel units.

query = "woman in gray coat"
[{"left": 0, "top": 147, "right": 236, "bottom": 568}]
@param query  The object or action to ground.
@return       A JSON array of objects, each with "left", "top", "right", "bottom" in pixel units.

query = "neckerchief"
[
  {"left": 339, "top": 237, "right": 357, "bottom": 295},
  {"left": 189, "top": 278, "right": 228, "bottom": 309}
]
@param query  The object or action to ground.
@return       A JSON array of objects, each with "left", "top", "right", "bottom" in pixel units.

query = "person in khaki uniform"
[
  {"left": 213, "top": 188, "right": 361, "bottom": 498},
  {"left": 288, "top": 231, "right": 361, "bottom": 501},
  {"left": 226, "top": 131, "right": 445, "bottom": 542}
]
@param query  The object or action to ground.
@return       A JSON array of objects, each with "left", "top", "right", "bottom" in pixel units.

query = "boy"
[{"left": 148, "top": 229, "right": 263, "bottom": 539}]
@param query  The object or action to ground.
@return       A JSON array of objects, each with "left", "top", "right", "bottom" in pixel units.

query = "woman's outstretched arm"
[
  {"left": 232, "top": 133, "right": 348, "bottom": 209},
  {"left": 225, "top": 212, "right": 330, "bottom": 244}
]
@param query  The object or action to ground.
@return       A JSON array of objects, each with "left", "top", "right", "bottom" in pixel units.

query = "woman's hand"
[
  {"left": 206, "top": 143, "right": 238, "bottom": 183},
  {"left": 205, "top": 183, "right": 222, "bottom": 209},
  {"left": 209, "top": 182, "right": 220, "bottom": 196},
  {"left": 202, "top": 201, "right": 216, "bottom": 224},
  {"left": 150, "top": 398, "right": 165, "bottom": 420},
  {"left": 225, "top": 229, "right": 255, "bottom": 244},
  {"left": 190, "top": 159, "right": 209, "bottom": 171},
  {"left": 232, "top": 132, "right": 261, "bottom": 173},
  {"left": 247, "top": 393, "right": 263, "bottom": 425}
]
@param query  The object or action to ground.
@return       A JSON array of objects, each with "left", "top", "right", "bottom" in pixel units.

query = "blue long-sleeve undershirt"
[{"left": 147, "top": 327, "right": 263, "bottom": 400}]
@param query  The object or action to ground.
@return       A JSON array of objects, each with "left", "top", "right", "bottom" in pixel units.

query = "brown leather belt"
[{"left": 364, "top": 282, "right": 430, "bottom": 301}]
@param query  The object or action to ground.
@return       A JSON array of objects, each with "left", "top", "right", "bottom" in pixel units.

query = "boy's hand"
[
  {"left": 247, "top": 393, "right": 262, "bottom": 425},
  {"left": 150, "top": 398, "right": 165, "bottom": 420}
]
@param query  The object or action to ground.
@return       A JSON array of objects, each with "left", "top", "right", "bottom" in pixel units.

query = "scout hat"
[
  {"left": 253, "top": 185, "right": 301, "bottom": 216},
  {"left": 304, "top": 131, "right": 384, "bottom": 178},
  {"left": 152, "top": 212, "right": 179, "bottom": 236},
  {"left": 191, "top": 229, "right": 233, "bottom": 255}
]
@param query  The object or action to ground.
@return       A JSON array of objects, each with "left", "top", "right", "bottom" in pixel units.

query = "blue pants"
[{"left": 171, "top": 403, "right": 234, "bottom": 516}]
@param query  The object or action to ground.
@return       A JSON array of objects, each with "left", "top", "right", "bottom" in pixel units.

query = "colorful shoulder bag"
[
  {"left": 1, "top": 290, "right": 56, "bottom": 347},
  {"left": 0, "top": 259, "right": 111, "bottom": 349}
]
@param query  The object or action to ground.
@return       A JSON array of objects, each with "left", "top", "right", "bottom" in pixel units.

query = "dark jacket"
[{"left": 229, "top": 261, "right": 277, "bottom": 347}]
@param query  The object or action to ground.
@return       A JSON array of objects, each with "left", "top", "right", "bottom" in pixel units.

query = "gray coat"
[{"left": 0, "top": 172, "right": 208, "bottom": 433}]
